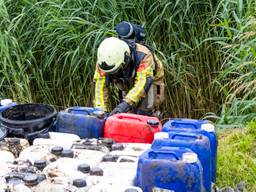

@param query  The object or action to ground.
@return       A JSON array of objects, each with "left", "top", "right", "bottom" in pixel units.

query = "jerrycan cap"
[
  {"left": 182, "top": 152, "right": 198, "bottom": 163},
  {"left": 0, "top": 99, "right": 13, "bottom": 106},
  {"left": 73, "top": 178, "right": 87, "bottom": 188},
  {"left": 83, "top": 139, "right": 93, "bottom": 145},
  {"left": 147, "top": 119, "right": 159, "bottom": 126},
  {"left": 61, "top": 149, "right": 74, "bottom": 158},
  {"left": 51, "top": 146, "right": 63, "bottom": 156},
  {"left": 201, "top": 123, "right": 215, "bottom": 132},
  {"left": 77, "top": 164, "right": 90, "bottom": 173},
  {"left": 102, "top": 138, "right": 114, "bottom": 148},
  {"left": 37, "top": 174, "right": 46, "bottom": 183},
  {"left": 102, "top": 154, "right": 116, "bottom": 162},
  {"left": 34, "top": 160, "right": 47, "bottom": 170},
  {"left": 89, "top": 167, "right": 103, "bottom": 176},
  {"left": 102, "top": 138, "right": 114, "bottom": 145},
  {"left": 154, "top": 132, "right": 169, "bottom": 140},
  {"left": 23, "top": 174, "right": 38, "bottom": 186},
  {"left": 111, "top": 143, "right": 124, "bottom": 151}
]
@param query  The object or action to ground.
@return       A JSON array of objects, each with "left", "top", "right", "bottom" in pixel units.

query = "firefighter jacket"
[{"left": 93, "top": 43, "right": 165, "bottom": 113}]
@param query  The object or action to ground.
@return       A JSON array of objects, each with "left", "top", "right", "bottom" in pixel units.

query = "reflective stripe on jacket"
[{"left": 93, "top": 66, "right": 108, "bottom": 111}]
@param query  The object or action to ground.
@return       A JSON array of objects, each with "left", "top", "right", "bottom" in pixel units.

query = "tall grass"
[
  {"left": 0, "top": 0, "right": 255, "bottom": 123},
  {"left": 206, "top": 0, "right": 256, "bottom": 126}
]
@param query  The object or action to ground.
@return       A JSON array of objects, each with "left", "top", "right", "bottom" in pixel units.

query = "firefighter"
[{"left": 93, "top": 22, "right": 165, "bottom": 116}]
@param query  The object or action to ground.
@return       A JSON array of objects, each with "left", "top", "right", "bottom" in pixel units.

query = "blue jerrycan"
[
  {"left": 152, "top": 133, "right": 212, "bottom": 192},
  {"left": 55, "top": 107, "right": 105, "bottom": 138},
  {"left": 136, "top": 146, "right": 204, "bottom": 192},
  {"left": 162, "top": 118, "right": 217, "bottom": 182}
]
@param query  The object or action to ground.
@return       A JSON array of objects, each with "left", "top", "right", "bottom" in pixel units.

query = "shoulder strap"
[
  {"left": 127, "top": 39, "right": 158, "bottom": 76},
  {"left": 123, "top": 39, "right": 139, "bottom": 68}
]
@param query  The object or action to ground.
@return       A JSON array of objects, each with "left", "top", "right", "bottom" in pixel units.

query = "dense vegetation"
[{"left": 1, "top": 0, "right": 256, "bottom": 126}]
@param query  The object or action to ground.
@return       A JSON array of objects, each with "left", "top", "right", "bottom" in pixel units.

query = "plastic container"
[
  {"left": 98, "top": 156, "right": 138, "bottom": 186},
  {"left": 8, "top": 183, "right": 33, "bottom": 192},
  {"left": 5, "top": 171, "right": 47, "bottom": 192},
  {"left": 0, "top": 104, "right": 56, "bottom": 142},
  {"left": 0, "top": 99, "right": 17, "bottom": 112},
  {"left": 0, "top": 151, "right": 15, "bottom": 163},
  {"left": 136, "top": 147, "right": 203, "bottom": 192},
  {"left": 110, "top": 143, "right": 151, "bottom": 157},
  {"left": 33, "top": 132, "right": 80, "bottom": 149},
  {"left": 55, "top": 107, "right": 105, "bottom": 139},
  {"left": 0, "top": 179, "right": 8, "bottom": 191},
  {"left": 152, "top": 133, "right": 212, "bottom": 192},
  {"left": 104, "top": 113, "right": 162, "bottom": 143},
  {"left": 0, "top": 138, "right": 29, "bottom": 158},
  {"left": 43, "top": 158, "right": 89, "bottom": 180},
  {"left": 18, "top": 145, "right": 57, "bottom": 163},
  {"left": 34, "top": 178, "right": 90, "bottom": 192},
  {"left": 71, "top": 138, "right": 111, "bottom": 154},
  {"left": 33, "top": 179, "right": 68, "bottom": 192},
  {"left": 162, "top": 118, "right": 217, "bottom": 182},
  {"left": 0, "top": 163, "right": 13, "bottom": 177},
  {"left": 0, "top": 99, "right": 17, "bottom": 140},
  {"left": 2, "top": 160, "right": 38, "bottom": 177},
  {"left": 73, "top": 149, "right": 107, "bottom": 168}
]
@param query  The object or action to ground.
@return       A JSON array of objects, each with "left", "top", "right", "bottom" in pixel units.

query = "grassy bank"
[{"left": 217, "top": 120, "right": 256, "bottom": 190}]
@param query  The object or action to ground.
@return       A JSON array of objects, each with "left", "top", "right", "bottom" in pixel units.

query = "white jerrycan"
[
  {"left": 110, "top": 143, "right": 151, "bottom": 157},
  {"left": 43, "top": 157, "right": 90, "bottom": 180},
  {"left": 33, "top": 132, "right": 80, "bottom": 149},
  {"left": 18, "top": 145, "right": 56, "bottom": 163},
  {"left": 98, "top": 156, "right": 138, "bottom": 186}
]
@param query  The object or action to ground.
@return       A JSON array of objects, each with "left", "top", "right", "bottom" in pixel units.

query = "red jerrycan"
[{"left": 104, "top": 113, "right": 162, "bottom": 143}]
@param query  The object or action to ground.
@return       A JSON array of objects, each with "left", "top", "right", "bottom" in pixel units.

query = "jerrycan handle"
[
  {"left": 116, "top": 155, "right": 138, "bottom": 163},
  {"left": 171, "top": 121, "right": 198, "bottom": 129},
  {"left": 65, "top": 107, "right": 91, "bottom": 115},
  {"left": 115, "top": 114, "right": 143, "bottom": 122},
  {"left": 170, "top": 133, "right": 201, "bottom": 140},
  {"left": 148, "top": 150, "right": 179, "bottom": 160}
]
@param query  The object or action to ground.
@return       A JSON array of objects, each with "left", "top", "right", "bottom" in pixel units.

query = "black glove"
[{"left": 109, "top": 101, "right": 131, "bottom": 116}]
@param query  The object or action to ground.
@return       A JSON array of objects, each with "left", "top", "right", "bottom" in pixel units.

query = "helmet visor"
[{"left": 98, "top": 51, "right": 130, "bottom": 75}]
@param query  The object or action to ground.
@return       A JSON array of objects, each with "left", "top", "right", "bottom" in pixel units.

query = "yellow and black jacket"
[{"left": 93, "top": 43, "right": 165, "bottom": 113}]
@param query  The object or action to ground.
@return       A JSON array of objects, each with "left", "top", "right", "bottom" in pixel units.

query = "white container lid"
[
  {"left": 182, "top": 152, "right": 198, "bottom": 163},
  {"left": 0, "top": 99, "right": 13, "bottom": 106},
  {"left": 154, "top": 132, "right": 169, "bottom": 139},
  {"left": 201, "top": 123, "right": 215, "bottom": 132}
]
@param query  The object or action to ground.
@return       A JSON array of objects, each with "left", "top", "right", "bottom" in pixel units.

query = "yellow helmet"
[{"left": 97, "top": 37, "right": 131, "bottom": 74}]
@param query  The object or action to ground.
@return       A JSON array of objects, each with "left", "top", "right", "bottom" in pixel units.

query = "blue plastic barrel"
[
  {"left": 136, "top": 147, "right": 203, "bottom": 192},
  {"left": 0, "top": 100, "right": 17, "bottom": 113},
  {"left": 152, "top": 133, "right": 212, "bottom": 192},
  {"left": 55, "top": 107, "right": 105, "bottom": 138},
  {"left": 162, "top": 118, "right": 217, "bottom": 182}
]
